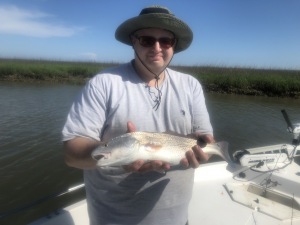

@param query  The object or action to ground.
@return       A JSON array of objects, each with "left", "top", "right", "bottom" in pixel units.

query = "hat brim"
[{"left": 115, "top": 14, "right": 193, "bottom": 53}]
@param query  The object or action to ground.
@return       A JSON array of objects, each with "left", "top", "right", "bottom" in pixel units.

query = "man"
[{"left": 62, "top": 5, "right": 214, "bottom": 225}]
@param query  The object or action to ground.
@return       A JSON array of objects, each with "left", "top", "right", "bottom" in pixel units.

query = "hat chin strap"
[{"left": 132, "top": 47, "right": 174, "bottom": 111}]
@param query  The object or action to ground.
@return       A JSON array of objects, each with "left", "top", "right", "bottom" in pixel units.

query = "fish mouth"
[{"left": 92, "top": 154, "right": 105, "bottom": 161}]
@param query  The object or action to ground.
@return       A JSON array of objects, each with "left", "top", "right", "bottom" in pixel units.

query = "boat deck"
[{"left": 29, "top": 159, "right": 300, "bottom": 225}]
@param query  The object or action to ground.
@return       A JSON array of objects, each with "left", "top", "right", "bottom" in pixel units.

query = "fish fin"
[{"left": 215, "top": 141, "right": 233, "bottom": 163}]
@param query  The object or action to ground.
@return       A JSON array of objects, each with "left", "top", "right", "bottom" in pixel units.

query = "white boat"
[
  {"left": 27, "top": 110, "right": 300, "bottom": 225},
  {"left": 27, "top": 144, "right": 300, "bottom": 225}
]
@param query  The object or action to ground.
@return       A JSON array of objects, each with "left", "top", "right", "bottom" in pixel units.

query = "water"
[
  {"left": 206, "top": 93, "right": 300, "bottom": 150},
  {"left": 0, "top": 83, "right": 84, "bottom": 225},
  {"left": 0, "top": 83, "right": 299, "bottom": 225}
]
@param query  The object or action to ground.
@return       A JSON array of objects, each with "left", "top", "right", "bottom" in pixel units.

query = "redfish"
[{"left": 91, "top": 132, "right": 230, "bottom": 167}]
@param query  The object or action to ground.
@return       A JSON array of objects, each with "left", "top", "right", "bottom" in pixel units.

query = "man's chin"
[{"left": 148, "top": 64, "right": 166, "bottom": 74}]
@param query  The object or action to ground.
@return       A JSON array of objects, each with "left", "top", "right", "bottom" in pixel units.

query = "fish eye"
[{"left": 105, "top": 143, "right": 108, "bottom": 147}]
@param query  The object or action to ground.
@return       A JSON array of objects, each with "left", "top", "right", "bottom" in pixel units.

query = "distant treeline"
[{"left": 1, "top": 58, "right": 300, "bottom": 98}]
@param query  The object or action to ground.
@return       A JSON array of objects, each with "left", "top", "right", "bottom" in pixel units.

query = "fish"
[{"left": 91, "top": 132, "right": 230, "bottom": 167}]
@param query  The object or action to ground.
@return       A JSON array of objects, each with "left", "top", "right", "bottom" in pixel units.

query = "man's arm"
[
  {"left": 63, "top": 121, "right": 136, "bottom": 170},
  {"left": 64, "top": 122, "right": 213, "bottom": 171},
  {"left": 64, "top": 137, "right": 100, "bottom": 169}
]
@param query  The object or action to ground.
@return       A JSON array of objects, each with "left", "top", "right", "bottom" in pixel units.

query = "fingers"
[
  {"left": 186, "top": 149, "right": 200, "bottom": 168},
  {"left": 180, "top": 158, "right": 189, "bottom": 168},
  {"left": 181, "top": 145, "right": 209, "bottom": 169},
  {"left": 142, "top": 161, "right": 171, "bottom": 173},
  {"left": 123, "top": 160, "right": 170, "bottom": 173},
  {"left": 126, "top": 121, "right": 136, "bottom": 133},
  {"left": 123, "top": 160, "right": 144, "bottom": 172}
]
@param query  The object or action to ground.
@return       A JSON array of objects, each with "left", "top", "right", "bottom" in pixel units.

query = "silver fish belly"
[{"left": 91, "top": 132, "right": 230, "bottom": 167}]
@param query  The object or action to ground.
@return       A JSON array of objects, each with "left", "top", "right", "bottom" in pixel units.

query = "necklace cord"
[{"left": 132, "top": 47, "right": 174, "bottom": 110}]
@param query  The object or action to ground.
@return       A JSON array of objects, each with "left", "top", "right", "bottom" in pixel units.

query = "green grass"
[
  {"left": 0, "top": 58, "right": 117, "bottom": 84},
  {"left": 1, "top": 58, "right": 300, "bottom": 97},
  {"left": 172, "top": 66, "right": 300, "bottom": 98}
]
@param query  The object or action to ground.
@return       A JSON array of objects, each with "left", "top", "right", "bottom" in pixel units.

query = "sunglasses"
[{"left": 134, "top": 36, "right": 176, "bottom": 49}]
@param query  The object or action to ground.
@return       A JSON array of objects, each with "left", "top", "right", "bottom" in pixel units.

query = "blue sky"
[{"left": 0, "top": 0, "right": 299, "bottom": 69}]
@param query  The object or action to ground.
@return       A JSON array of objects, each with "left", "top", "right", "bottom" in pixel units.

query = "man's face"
[{"left": 131, "top": 28, "right": 175, "bottom": 74}]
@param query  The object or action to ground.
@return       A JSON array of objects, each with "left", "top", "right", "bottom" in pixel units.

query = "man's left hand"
[{"left": 180, "top": 134, "right": 215, "bottom": 168}]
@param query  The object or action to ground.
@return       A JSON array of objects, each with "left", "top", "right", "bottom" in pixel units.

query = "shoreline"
[{"left": 1, "top": 59, "right": 300, "bottom": 98}]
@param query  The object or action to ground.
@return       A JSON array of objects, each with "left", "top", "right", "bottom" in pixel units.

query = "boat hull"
[{"left": 29, "top": 144, "right": 300, "bottom": 225}]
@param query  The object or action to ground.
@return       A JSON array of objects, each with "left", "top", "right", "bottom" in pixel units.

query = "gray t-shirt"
[{"left": 62, "top": 62, "right": 213, "bottom": 225}]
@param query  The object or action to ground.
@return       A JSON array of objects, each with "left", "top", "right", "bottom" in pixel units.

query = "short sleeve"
[
  {"left": 191, "top": 80, "right": 213, "bottom": 135},
  {"left": 62, "top": 78, "right": 107, "bottom": 141}
]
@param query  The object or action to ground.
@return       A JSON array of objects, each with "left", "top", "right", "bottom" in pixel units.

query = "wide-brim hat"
[{"left": 115, "top": 6, "right": 193, "bottom": 53}]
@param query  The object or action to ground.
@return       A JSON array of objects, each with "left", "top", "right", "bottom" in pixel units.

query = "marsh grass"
[
  {"left": 0, "top": 58, "right": 118, "bottom": 84},
  {"left": 1, "top": 58, "right": 300, "bottom": 97},
  {"left": 172, "top": 66, "right": 300, "bottom": 98}
]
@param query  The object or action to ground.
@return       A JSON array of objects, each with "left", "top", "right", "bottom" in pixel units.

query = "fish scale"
[{"left": 92, "top": 132, "right": 230, "bottom": 167}]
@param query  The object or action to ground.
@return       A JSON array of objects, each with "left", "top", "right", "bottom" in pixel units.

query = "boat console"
[
  {"left": 221, "top": 110, "right": 300, "bottom": 222},
  {"left": 233, "top": 109, "right": 300, "bottom": 168}
]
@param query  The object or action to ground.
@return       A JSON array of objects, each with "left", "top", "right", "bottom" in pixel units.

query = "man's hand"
[
  {"left": 123, "top": 121, "right": 171, "bottom": 173},
  {"left": 124, "top": 160, "right": 171, "bottom": 173},
  {"left": 126, "top": 121, "right": 137, "bottom": 133},
  {"left": 180, "top": 134, "right": 215, "bottom": 168}
]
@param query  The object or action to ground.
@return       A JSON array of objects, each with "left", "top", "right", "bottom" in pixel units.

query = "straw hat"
[{"left": 115, "top": 6, "right": 193, "bottom": 53}]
